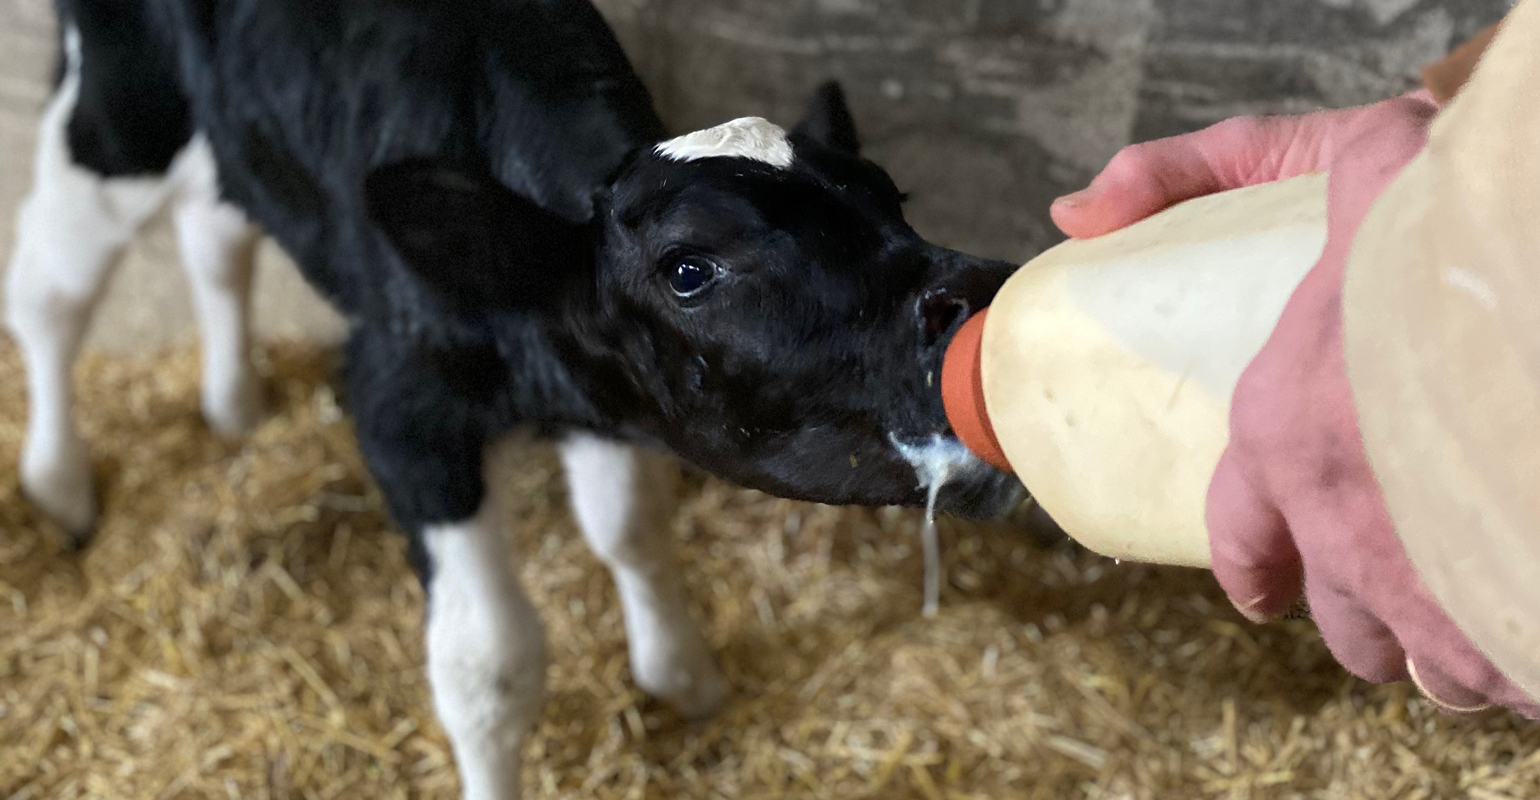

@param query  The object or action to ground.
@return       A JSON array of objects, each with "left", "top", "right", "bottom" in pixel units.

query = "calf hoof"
[
  {"left": 633, "top": 637, "right": 728, "bottom": 720},
  {"left": 20, "top": 452, "right": 98, "bottom": 545},
  {"left": 203, "top": 374, "right": 266, "bottom": 438}
]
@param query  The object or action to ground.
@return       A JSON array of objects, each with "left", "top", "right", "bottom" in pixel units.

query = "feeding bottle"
[{"left": 940, "top": 174, "right": 1329, "bottom": 568}]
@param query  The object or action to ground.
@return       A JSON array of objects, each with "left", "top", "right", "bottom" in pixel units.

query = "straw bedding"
[{"left": 1, "top": 339, "right": 1538, "bottom": 800}]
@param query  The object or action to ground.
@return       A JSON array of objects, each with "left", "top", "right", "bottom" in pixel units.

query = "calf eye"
[{"left": 668, "top": 255, "right": 720, "bottom": 298}]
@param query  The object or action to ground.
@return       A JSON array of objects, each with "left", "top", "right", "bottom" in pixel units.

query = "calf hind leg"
[
  {"left": 560, "top": 434, "right": 726, "bottom": 719},
  {"left": 5, "top": 32, "right": 180, "bottom": 539},
  {"left": 170, "top": 138, "right": 264, "bottom": 437}
]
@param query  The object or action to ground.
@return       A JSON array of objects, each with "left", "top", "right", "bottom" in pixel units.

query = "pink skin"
[{"left": 1051, "top": 91, "right": 1540, "bottom": 717}]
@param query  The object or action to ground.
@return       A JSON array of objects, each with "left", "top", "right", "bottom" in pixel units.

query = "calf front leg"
[
  {"left": 422, "top": 477, "right": 544, "bottom": 800},
  {"left": 353, "top": 379, "right": 543, "bottom": 800},
  {"left": 559, "top": 434, "right": 726, "bottom": 719}
]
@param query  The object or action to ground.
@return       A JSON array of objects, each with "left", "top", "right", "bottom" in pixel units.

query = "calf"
[{"left": 5, "top": 0, "right": 1023, "bottom": 796}]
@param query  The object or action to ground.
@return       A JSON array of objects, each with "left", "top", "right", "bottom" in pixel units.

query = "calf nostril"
[{"left": 918, "top": 290, "right": 970, "bottom": 348}]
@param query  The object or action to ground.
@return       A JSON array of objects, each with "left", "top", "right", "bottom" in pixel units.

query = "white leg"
[
  {"left": 169, "top": 138, "right": 263, "bottom": 437},
  {"left": 559, "top": 434, "right": 726, "bottom": 719},
  {"left": 424, "top": 442, "right": 545, "bottom": 800},
  {"left": 4, "top": 29, "right": 173, "bottom": 538}
]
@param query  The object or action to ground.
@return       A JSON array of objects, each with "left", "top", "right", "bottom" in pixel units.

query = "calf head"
[{"left": 365, "top": 83, "right": 1023, "bottom": 517}]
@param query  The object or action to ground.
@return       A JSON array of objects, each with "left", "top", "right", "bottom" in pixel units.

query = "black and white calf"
[{"left": 6, "top": 0, "right": 1023, "bottom": 796}]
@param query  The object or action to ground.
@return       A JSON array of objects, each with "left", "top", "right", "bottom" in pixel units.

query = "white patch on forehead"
[{"left": 654, "top": 117, "right": 794, "bottom": 168}]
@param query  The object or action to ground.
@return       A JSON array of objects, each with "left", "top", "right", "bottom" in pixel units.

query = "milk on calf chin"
[{"left": 890, "top": 433, "right": 989, "bottom": 618}]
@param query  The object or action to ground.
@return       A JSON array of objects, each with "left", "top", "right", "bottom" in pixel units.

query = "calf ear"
[
  {"left": 793, "top": 80, "right": 861, "bottom": 155},
  {"left": 364, "top": 159, "right": 588, "bottom": 311}
]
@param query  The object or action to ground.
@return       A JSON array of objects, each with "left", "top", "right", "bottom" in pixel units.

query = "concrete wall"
[
  {"left": 595, "top": 0, "right": 1509, "bottom": 261},
  {"left": 0, "top": 0, "right": 1511, "bottom": 351}
]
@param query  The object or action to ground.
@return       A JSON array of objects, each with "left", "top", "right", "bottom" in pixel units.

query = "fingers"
[
  {"left": 1206, "top": 446, "right": 1304, "bottom": 623},
  {"left": 1305, "top": 579, "right": 1408, "bottom": 684},
  {"left": 1206, "top": 447, "right": 1540, "bottom": 715},
  {"left": 1050, "top": 93, "right": 1438, "bottom": 241},
  {"left": 1300, "top": 491, "right": 1539, "bottom": 714},
  {"left": 1051, "top": 115, "right": 1308, "bottom": 239},
  {"left": 1388, "top": 588, "right": 1540, "bottom": 716},
  {"left": 1305, "top": 575, "right": 1540, "bottom": 716}
]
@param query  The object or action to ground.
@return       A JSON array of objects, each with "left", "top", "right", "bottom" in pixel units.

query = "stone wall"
[
  {"left": 0, "top": 0, "right": 1513, "bottom": 349},
  {"left": 593, "top": 0, "right": 1510, "bottom": 261}
]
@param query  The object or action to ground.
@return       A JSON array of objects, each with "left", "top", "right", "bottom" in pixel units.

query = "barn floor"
[
  {"left": 3, "top": 340, "right": 1540, "bottom": 800},
  {"left": 3, "top": 0, "right": 1535, "bottom": 795}
]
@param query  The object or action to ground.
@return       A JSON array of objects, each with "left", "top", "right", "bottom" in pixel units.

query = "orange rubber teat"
[{"left": 940, "top": 309, "right": 1011, "bottom": 472}]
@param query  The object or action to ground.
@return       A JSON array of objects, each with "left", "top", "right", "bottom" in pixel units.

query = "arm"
[{"left": 1343, "top": 0, "right": 1540, "bottom": 710}]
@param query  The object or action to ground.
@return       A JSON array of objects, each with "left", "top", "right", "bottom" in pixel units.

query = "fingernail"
[
  {"left": 1406, "top": 657, "right": 1492, "bottom": 716},
  {"left": 1052, "top": 186, "right": 1098, "bottom": 210},
  {"left": 1235, "top": 595, "right": 1273, "bottom": 624}
]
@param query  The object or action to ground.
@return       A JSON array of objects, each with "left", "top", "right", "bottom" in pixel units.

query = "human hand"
[{"left": 1051, "top": 93, "right": 1540, "bottom": 716}]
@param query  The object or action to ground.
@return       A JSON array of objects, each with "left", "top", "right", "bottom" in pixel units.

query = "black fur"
[
  {"left": 793, "top": 81, "right": 861, "bottom": 155},
  {"left": 53, "top": 0, "right": 1023, "bottom": 564},
  {"left": 57, "top": 0, "right": 192, "bottom": 177}
]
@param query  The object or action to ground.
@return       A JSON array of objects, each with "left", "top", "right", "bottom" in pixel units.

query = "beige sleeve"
[{"left": 1343, "top": 0, "right": 1540, "bottom": 698}]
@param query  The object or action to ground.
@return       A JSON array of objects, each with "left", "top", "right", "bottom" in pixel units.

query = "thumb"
[
  {"left": 1052, "top": 115, "right": 1314, "bottom": 240},
  {"left": 1206, "top": 445, "right": 1304, "bottom": 622}
]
